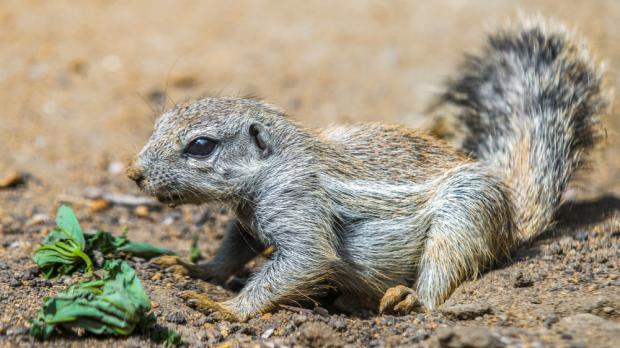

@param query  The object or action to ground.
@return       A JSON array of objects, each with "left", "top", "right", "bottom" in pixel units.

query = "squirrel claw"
[
  {"left": 151, "top": 256, "right": 213, "bottom": 279},
  {"left": 151, "top": 255, "right": 186, "bottom": 268},
  {"left": 150, "top": 255, "right": 192, "bottom": 277},
  {"left": 379, "top": 285, "right": 423, "bottom": 315},
  {"left": 179, "top": 290, "right": 240, "bottom": 321}
]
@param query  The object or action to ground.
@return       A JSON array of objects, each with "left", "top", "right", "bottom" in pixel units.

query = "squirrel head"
[{"left": 127, "top": 97, "right": 285, "bottom": 206}]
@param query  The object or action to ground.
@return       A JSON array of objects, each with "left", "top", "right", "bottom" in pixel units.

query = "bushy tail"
[{"left": 429, "top": 19, "right": 609, "bottom": 242}]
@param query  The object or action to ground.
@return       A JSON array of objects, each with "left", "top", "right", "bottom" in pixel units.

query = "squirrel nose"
[{"left": 126, "top": 159, "right": 145, "bottom": 186}]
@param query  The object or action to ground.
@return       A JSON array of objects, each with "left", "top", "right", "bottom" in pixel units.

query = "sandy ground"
[{"left": 1, "top": 0, "right": 619, "bottom": 347}]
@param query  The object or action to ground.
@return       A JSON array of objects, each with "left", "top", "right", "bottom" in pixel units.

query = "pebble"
[
  {"left": 328, "top": 316, "right": 347, "bottom": 331},
  {"left": 313, "top": 306, "right": 329, "bottom": 317},
  {"left": 297, "top": 322, "right": 342, "bottom": 347},
  {"left": 89, "top": 198, "right": 110, "bottom": 213},
  {"left": 25, "top": 213, "right": 49, "bottom": 227},
  {"left": 186, "top": 298, "right": 199, "bottom": 308},
  {"left": 293, "top": 314, "right": 308, "bottom": 326},
  {"left": 555, "top": 313, "right": 620, "bottom": 347},
  {"left": 238, "top": 325, "right": 256, "bottom": 336},
  {"left": 574, "top": 231, "right": 589, "bottom": 241},
  {"left": 512, "top": 270, "right": 534, "bottom": 288},
  {"left": 543, "top": 314, "right": 559, "bottom": 328},
  {"left": 261, "top": 327, "right": 275, "bottom": 339},
  {"left": 0, "top": 170, "right": 24, "bottom": 188},
  {"left": 166, "top": 311, "right": 187, "bottom": 324},
  {"left": 437, "top": 326, "right": 502, "bottom": 348},
  {"left": 547, "top": 242, "right": 563, "bottom": 255},
  {"left": 381, "top": 315, "right": 396, "bottom": 326},
  {"left": 6, "top": 326, "right": 29, "bottom": 336},
  {"left": 440, "top": 303, "right": 493, "bottom": 320},
  {"left": 133, "top": 205, "right": 150, "bottom": 217}
]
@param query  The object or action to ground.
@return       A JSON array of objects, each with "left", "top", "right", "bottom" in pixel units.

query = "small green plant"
[
  {"left": 30, "top": 204, "right": 184, "bottom": 344},
  {"left": 87, "top": 229, "right": 176, "bottom": 260},
  {"left": 30, "top": 260, "right": 154, "bottom": 340},
  {"left": 33, "top": 205, "right": 175, "bottom": 278},
  {"left": 33, "top": 205, "right": 94, "bottom": 278},
  {"left": 189, "top": 234, "right": 203, "bottom": 263}
]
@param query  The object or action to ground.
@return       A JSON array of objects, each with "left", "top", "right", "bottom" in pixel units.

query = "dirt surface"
[{"left": 1, "top": 1, "right": 619, "bottom": 347}]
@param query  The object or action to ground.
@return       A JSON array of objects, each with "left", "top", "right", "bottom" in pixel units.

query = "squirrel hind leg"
[{"left": 415, "top": 166, "right": 517, "bottom": 308}]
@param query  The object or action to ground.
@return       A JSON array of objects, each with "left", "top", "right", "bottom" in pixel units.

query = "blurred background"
[{"left": 1, "top": 0, "right": 618, "bottom": 196}]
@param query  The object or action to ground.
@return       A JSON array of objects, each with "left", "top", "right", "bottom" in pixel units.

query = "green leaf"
[
  {"left": 33, "top": 205, "right": 94, "bottom": 278},
  {"left": 189, "top": 234, "right": 202, "bottom": 263},
  {"left": 161, "top": 329, "right": 184, "bottom": 346},
  {"left": 115, "top": 242, "right": 175, "bottom": 260},
  {"left": 33, "top": 240, "right": 93, "bottom": 279},
  {"left": 56, "top": 205, "right": 85, "bottom": 248},
  {"left": 85, "top": 230, "right": 175, "bottom": 260},
  {"left": 84, "top": 231, "right": 118, "bottom": 255},
  {"left": 30, "top": 260, "right": 153, "bottom": 340}
]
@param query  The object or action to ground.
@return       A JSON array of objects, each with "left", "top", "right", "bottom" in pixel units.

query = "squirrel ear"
[{"left": 249, "top": 122, "right": 271, "bottom": 157}]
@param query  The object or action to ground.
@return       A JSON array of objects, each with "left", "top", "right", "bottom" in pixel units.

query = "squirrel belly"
[{"left": 129, "top": 18, "right": 609, "bottom": 320}]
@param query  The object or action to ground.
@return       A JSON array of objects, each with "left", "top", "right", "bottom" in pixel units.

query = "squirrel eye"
[{"left": 184, "top": 137, "right": 216, "bottom": 157}]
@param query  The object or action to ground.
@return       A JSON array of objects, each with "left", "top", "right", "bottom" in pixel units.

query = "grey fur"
[
  {"left": 128, "top": 19, "right": 608, "bottom": 321},
  {"left": 430, "top": 18, "right": 608, "bottom": 241}
]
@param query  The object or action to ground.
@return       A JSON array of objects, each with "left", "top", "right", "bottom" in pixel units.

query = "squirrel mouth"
[{"left": 155, "top": 192, "right": 184, "bottom": 207}]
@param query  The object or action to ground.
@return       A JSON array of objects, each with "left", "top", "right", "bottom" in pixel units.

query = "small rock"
[
  {"left": 25, "top": 214, "right": 49, "bottom": 227},
  {"left": 328, "top": 316, "right": 347, "bottom": 332},
  {"left": 89, "top": 198, "right": 110, "bottom": 213},
  {"left": 133, "top": 205, "right": 149, "bottom": 217},
  {"left": 560, "top": 332, "right": 573, "bottom": 340},
  {"left": 0, "top": 170, "right": 24, "bottom": 188},
  {"left": 238, "top": 325, "right": 256, "bottom": 336},
  {"left": 194, "top": 317, "right": 208, "bottom": 327},
  {"left": 555, "top": 313, "right": 620, "bottom": 348},
  {"left": 21, "top": 266, "right": 39, "bottom": 280},
  {"left": 6, "top": 326, "right": 29, "bottom": 336},
  {"left": 314, "top": 306, "right": 329, "bottom": 317},
  {"left": 437, "top": 326, "right": 503, "bottom": 348},
  {"left": 440, "top": 303, "right": 493, "bottom": 320},
  {"left": 547, "top": 242, "right": 563, "bottom": 255},
  {"left": 261, "top": 327, "right": 275, "bottom": 339},
  {"left": 602, "top": 306, "right": 614, "bottom": 314},
  {"left": 293, "top": 314, "right": 308, "bottom": 326},
  {"left": 573, "top": 295, "right": 620, "bottom": 319},
  {"left": 186, "top": 298, "right": 199, "bottom": 308},
  {"left": 166, "top": 311, "right": 186, "bottom": 324},
  {"left": 574, "top": 231, "right": 589, "bottom": 241},
  {"left": 544, "top": 314, "right": 559, "bottom": 328},
  {"left": 298, "top": 322, "right": 342, "bottom": 348},
  {"left": 511, "top": 270, "right": 534, "bottom": 288},
  {"left": 381, "top": 315, "right": 396, "bottom": 326}
]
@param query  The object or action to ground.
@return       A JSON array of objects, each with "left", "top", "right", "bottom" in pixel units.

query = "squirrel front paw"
[
  {"left": 150, "top": 256, "right": 228, "bottom": 283},
  {"left": 179, "top": 290, "right": 244, "bottom": 321},
  {"left": 379, "top": 285, "right": 424, "bottom": 315}
]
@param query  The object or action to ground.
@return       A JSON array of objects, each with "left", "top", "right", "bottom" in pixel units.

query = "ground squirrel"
[{"left": 127, "top": 19, "right": 609, "bottom": 321}]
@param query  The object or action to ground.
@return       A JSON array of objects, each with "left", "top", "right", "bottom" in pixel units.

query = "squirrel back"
[{"left": 430, "top": 19, "right": 609, "bottom": 242}]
